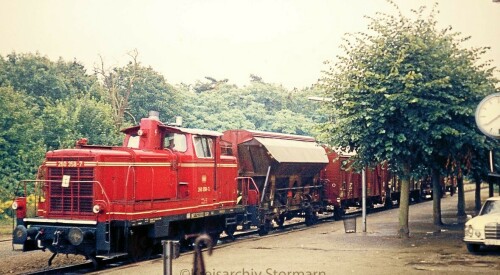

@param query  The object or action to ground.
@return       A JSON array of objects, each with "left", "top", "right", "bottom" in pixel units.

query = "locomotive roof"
[
  {"left": 121, "top": 124, "right": 222, "bottom": 137},
  {"left": 160, "top": 125, "right": 223, "bottom": 137},
  {"left": 225, "top": 129, "right": 316, "bottom": 142}
]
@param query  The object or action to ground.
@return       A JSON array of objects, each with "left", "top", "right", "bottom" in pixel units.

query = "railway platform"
[{"left": 96, "top": 185, "right": 500, "bottom": 275}]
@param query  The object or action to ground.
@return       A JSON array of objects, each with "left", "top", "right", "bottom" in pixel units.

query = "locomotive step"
[
  {"left": 225, "top": 217, "right": 237, "bottom": 225},
  {"left": 96, "top": 253, "right": 129, "bottom": 259}
]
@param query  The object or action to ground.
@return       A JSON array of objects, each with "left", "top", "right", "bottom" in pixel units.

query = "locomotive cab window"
[
  {"left": 127, "top": 134, "right": 140, "bottom": 149},
  {"left": 193, "top": 136, "right": 213, "bottom": 158},
  {"left": 220, "top": 140, "right": 233, "bottom": 156},
  {"left": 164, "top": 133, "right": 187, "bottom": 152}
]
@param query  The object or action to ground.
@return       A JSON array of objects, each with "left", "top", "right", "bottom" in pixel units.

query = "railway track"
[
  {"left": 17, "top": 199, "right": 430, "bottom": 274},
  {"left": 23, "top": 214, "right": 338, "bottom": 274}
]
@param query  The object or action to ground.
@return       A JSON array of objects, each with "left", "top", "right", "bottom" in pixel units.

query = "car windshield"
[{"left": 480, "top": 200, "right": 500, "bottom": 215}]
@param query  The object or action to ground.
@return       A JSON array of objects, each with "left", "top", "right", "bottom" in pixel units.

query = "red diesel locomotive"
[{"left": 12, "top": 112, "right": 331, "bottom": 264}]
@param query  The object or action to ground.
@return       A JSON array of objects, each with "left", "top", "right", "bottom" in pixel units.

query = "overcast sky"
[{"left": 1, "top": 0, "right": 499, "bottom": 89}]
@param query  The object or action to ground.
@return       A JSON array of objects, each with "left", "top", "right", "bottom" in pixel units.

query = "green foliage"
[
  {"left": 319, "top": 2, "right": 498, "bottom": 177},
  {"left": 126, "top": 66, "right": 182, "bottom": 125},
  {"left": 0, "top": 87, "right": 45, "bottom": 192},
  {"left": 181, "top": 77, "right": 319, "bottom": 135},
  {"left": 41, "top": 97, "right": 122, "bottom": 150},
  {"left": 0, "top": 53, "right": 121, "bottom": 202},
  {"left": 0, "top": 52, "right": 101, "bottom": 104}
]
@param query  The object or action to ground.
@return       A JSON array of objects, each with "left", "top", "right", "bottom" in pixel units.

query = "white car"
[{"left": 464, "top": 196, "right": 500, "bottom": 253}]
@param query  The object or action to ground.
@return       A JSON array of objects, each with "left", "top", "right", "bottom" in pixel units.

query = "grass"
[{"left": 0, "top": 218, "right": 14, "bottom": 237}]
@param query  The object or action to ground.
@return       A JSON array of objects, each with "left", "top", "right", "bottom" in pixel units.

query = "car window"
[{"left": 480, "top": 200, "right": 500, "bottom": 215}]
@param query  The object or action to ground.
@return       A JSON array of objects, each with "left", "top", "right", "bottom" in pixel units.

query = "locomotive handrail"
[
  {"left": 235, "top": 177, "right": 260, "bottom": 206},
  {"left": 274, "top": 184, "right": 323, "bottom": 192},
  {"left": 14, "top": 179, "right": 112, "bottom": 217},
  {"left": 261, "top": 166, "right": 271, "bottom": 203},
  {"left": 124, "top": 165, "right": 136, "bottom": 204},
  {"left": 15, "top": 179, "right": 113, "bottom": 249}
]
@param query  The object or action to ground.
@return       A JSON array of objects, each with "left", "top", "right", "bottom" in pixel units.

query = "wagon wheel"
[
  {"left": 334, "top": 206, "right": 345, "bottom": 221},
  {"left": 128, "top": 230, "right": 152, "bottom": 262},
  {"left": 275, "top": 214, "right": 285, "bottom": 229},
  {"left": 258, "top": 220, "right": 271, "bottom": 236},
  {"left": 305, "top": 211, "right": 318, "bottom": 226}
]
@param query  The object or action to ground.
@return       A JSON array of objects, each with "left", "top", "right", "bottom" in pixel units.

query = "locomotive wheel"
[
  {"left": 209, "top": 232, "right": 220, "bottom": 246},
  {"left": 224, "top": 225, "right": 237, "bottom": 240},
  {"left": 128, "top": 230, "right": 152, "bottom": 262},
  {"left": 88, "top": 255, "right": 103, "bottom": 270}
]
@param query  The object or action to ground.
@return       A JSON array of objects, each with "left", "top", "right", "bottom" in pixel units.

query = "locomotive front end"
[{"left": 12, "top": 150, "right": 119, "bottom": 263}]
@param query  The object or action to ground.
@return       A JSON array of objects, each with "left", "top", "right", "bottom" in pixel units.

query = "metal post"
[
  {"left": 261, "top": 166, "right": 271, "bottom": 203},
  {"left": 362, "top": 168, "right": 367, "bottom": 232},
  {"left": 162, "top": 240, "right": 175, "bottom": 275}
]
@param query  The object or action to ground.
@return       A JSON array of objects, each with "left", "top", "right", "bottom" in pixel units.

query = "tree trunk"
[
  {"left": 474, "top": 176, "right": 482, "bottom": 214},
  {"left": 457, "top": 173, "right": 466, "bottom": 220},
  {"left": 431, "top": 168, "right": 443, "bottom": 226},
  {"left": 398, "top": 172, "right": 410, "bottom": 238}
]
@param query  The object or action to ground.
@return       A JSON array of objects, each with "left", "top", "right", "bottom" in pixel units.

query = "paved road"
[{"left": 96, "top": 186, "right": 500, "bottom": 275}]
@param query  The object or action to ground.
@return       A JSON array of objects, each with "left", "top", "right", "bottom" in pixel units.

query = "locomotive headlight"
[
  {"left": 93, "top": 204, "right": 101, "bottom": 214},
  {"left": 68, "top": 227, "right": 84, "bottom": 246},
  {"left": 12, "top": 201, "right": 18, "bottom": 210}
]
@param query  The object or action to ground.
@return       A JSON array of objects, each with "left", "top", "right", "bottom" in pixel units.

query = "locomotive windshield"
[
  {"left": 164, "top": 133, "right": 187, "bottom": 152},
  {"left": 194, "top": 136, "right": 213, "bottom": 158}
]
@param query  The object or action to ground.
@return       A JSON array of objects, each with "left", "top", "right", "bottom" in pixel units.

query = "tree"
[
  {"left": 0, "top": 87, "right": 45, "bottom": 193},
  {"left": 95, "top": 50, "right": 140, "bottom": 129},
  {"left": 0, "top": 52, "right": 100, "bottom": 105},
  {"left": 41, "top": 97, "right": 122, "bottom": 150},
  {"left": 126, "top": 66, "right": 182, "bottom": 125},
  {"left": 182, "top": 77, "right": 319, "bottom": 135},
  {"left": 319, "top": 1, "right": 498, "bottom": 237}
]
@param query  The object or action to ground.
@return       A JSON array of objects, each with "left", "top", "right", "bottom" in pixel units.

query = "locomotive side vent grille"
[
  {"left": 47, "top": 162, "right": 95, "bottom": 216},
  {"left": 485, "top": 223, "right": 500, "bottom": 240}
]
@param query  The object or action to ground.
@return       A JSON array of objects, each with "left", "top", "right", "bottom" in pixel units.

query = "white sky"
[{"left": 1, "top": 0, "right": 499, "bottom": 89}]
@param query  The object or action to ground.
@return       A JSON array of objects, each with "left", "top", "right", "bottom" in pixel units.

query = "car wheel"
[{"left": 466, "top": 243, "right": 480, "bottom": 253}]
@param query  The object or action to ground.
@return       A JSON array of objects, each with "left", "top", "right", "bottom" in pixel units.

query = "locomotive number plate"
[
  {"left": 62, "top": 175, "right": 70, "bottom": 188},
  {"left": 56, "top": 161, "right": 84, "bottom": 167}
]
